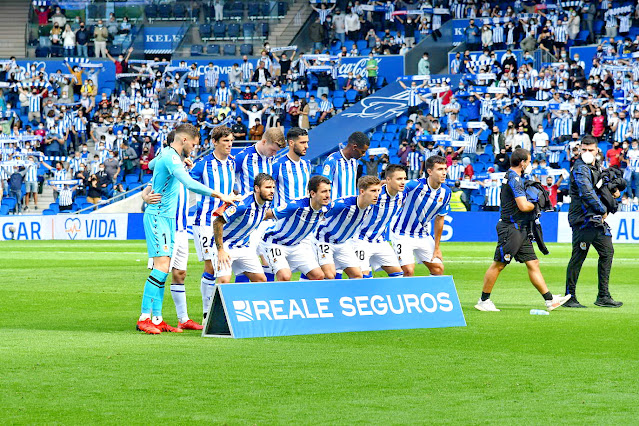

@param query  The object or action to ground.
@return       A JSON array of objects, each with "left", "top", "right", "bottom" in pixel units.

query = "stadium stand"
[{"left": 2, "top": 0, "right": 639, "bottom": 216}]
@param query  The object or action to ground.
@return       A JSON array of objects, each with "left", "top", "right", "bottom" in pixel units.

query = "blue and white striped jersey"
[
  {"left": 204, "top": 66, "right": 219, "bottom": 87},
  {"left": 69, "top": 156, "right": 85, "bottom": 174},
  {"left": 272, "top": 154, "right": 311, "bottom": 206},
  {"left": 408, "top": 88, "right": 422, "bottom": 107},
  {"left": 73, "top": 116, "right": 87, "bottom": 132},
  {"left": 407, "top": 150, "right": 422, "bottom": 171},
  {"left": 187, "top": 69, "right": 200, "bottom": 88},
  {"left": 215, "top": 87, "right": 232, "bottom": 104},
  {"left": 447, "top": 163, "right": 464, "bottom": 180},
  {"left": 25, "top": 161, "right": 38, "bottom": 182},
  {"left": 358, "top": 185, "right": 405, "bottom": 243},
  {"left": 191, "top": 153, "right": 235, "bottom": 226},
  {"left": 391, "top": 179, "right": 451, "bottom": 238},
  {"left": 264, "top": 197, "right": 329, "bottom": 246},
  {"left": 28, "top": 93, "right": 42, "bottom": 113},
  {"left": 321, "top": 150, "right": 358, "bottom": 200},
  {"left": 240, "top": 61, "right": 254, "bottom": 80},
  {"left": 492, "top": 25, "right": 504, "bottom": 43},
  {"left": 175, "top": 181, "right": 188, "bottom": 232},
  {"left": 53, "top": 169, "right": 67, "bottom": 181},
  {"left": 234, "top": 144, "right": 273, "bottom": 195},
  {"left": 316, "top": 196, "right": 371, "bottom": 244},
  {"left": 486, "top": 184, "right": 501, "bottom": 207},
  {"left": 319, "top": 99, "right": 333, "bottom": 112},
  {"left": 221, "top": 193, "right": 270, "bottom": 249},
  {"left": 58, "top": 188, "right": 74, "bottom": 206},
  {"left": 614, "top": 119, "right": 630, "bottom": 142}
]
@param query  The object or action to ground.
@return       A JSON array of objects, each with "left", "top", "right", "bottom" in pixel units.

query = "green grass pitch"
[{"left": 1, "top": 240, "right": 638, "bottom": 424}]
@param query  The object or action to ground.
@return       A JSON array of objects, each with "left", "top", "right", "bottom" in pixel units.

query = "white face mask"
[
  {"left": 524, "top": 163, "right": 533, "bottom": 174},
  {"left": 581, "top": 151, "right": 595, "bottom": 165}
]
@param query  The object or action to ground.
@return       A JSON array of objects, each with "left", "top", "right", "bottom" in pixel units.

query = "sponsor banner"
[
  {"left": 557, "top": 212, "right": 639, "bottom": 243},
  {"left": 0, "top": 213, "right": 128, "bottom": 241},
  {"left": 144, "top": 26, "right": 183, "bottom": 53},
  {"left": 452, "top": 19, "right": 470, "bottom": 45},
  {"left": 441, "top": 212, "right": 559, "bottom": 243},
  {"left": 171, "top": 55, "right": 404, "bottom": 86},
  {"left": 203, "top": 276, "right": 466, "bottom": 338}
]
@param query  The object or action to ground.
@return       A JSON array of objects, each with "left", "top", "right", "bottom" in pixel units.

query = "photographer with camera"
[{"left": 564, "top": 135, "right": 623, "bottom": 308}]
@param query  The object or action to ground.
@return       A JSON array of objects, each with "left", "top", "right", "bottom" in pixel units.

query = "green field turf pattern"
[{"left": 0, "top": 241, "right": 637, "bottom": 424}]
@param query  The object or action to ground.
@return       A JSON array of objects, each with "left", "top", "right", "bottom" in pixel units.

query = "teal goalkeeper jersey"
[{"left": 146, "top": 147, "right": 213, "bottom": 218}]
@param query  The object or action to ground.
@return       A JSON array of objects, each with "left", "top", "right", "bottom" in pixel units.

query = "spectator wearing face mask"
[{"left": 93, "top": 19, "right": 109, "bottom": 58}]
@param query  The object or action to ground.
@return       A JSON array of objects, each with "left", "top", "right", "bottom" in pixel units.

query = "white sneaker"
[
  {"left": 475, "top": 298, "right": 500, "bottom": 312},
  {"left": 545, "top": 294, "right": 572, "bottom": 311}
]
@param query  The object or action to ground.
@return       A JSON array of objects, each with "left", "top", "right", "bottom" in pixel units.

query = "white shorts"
[
  {"left": 390, "top": 233, "right": 441, "bottom": 267},
  {"left": 146, "top": 230, "right": 190, "bottom": 271},
  {"left": 217, "top": 245, "right": 264, "bottom": 277},
  {"left": 315, "top": 239, "right": 360, "bottom": 270},
  {"left": 192, "top": 224, "right": 216, "bottom": 262},
  {"left": 264, "top": 239, "right": 320, "bottom": 275},
  {"left": 356, "top": 240, "right": 400, "bottom": 272}
]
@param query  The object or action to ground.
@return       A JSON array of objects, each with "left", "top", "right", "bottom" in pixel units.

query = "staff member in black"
[
  {"left": 564, "top": 135, "right": 622, "bottom": 308},
  {"left": 475, "top": 148, "right": 571, "bottom": 312}
]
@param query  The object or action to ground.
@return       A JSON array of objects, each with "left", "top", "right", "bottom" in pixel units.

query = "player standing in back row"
[
  {"left": 137, "top": 124, "right": 240, "bottom": 335},
  {"left": 321, "top": 131, "right": 370, "bottom": 199},
  {"left": 390, "top": 155, "right": 451, "bottom": 277},
  {"left": 475, "top": 148, "right": 571, "bottom": 312}
]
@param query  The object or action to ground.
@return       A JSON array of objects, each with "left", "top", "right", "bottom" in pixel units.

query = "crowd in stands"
[
  {"left": 33, "top": 4, "right": 134, "bottom": 58},
  {"left": 307, "top": 0, "right": 450, "bottom": 57},
  {"left": 0, "top": 40, "right": 386, "bottom": 215}
]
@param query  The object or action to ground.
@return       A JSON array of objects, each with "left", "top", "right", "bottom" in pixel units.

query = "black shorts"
[{"left": 493, "top": 221, "right": 537, "bottom": 264}]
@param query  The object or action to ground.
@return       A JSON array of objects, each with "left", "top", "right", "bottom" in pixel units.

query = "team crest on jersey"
[
  {"left": 438, "top": 196, "right": 443, "bottom": 203},
  {"left": 322, "top": 165, "right": 331, "bottom": 175},
  {"left": 580, "top": 242, "right": 587, "bottom": 250},
  {"left": 226, "top": 205, "right": 237, "bottom": 216},
  {"left": 504, "top": 254, "right": 512, "bottom": 262},
  {"left": 163, "top": 245, "right": 169, "bottom": 252},
  {"left": 171, "top": 155, "right": 181, "bottom": 165}
]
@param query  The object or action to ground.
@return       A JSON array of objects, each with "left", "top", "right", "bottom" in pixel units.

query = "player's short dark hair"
[
  {"left": 210, "top": 125, "right": 232, "bottom": 141},
  {"left": 308, "top": 175, "right": 331, "bottom": 194},
  {"left": 385, "top": 164, "right": 407, "bottom": 178},
  {"left": 167, "top": 130, "right": 175, "bottom": 145},
  {"left": 510, "top": 148, "right": 530, "bottom": 167},
  {"left": 581, "top": 134, "right": 598, "bottom": 146},
  {"left": 347, "top": 131, "right": 370, "bottom": 148},
  {"left": 425, "top": 155, "right": 447, "bottom": 172},
  {"left": 254, "top": 173, "right": 274, "bottom": 190},
  {"left": 358, "top": 175, "right": 381, "bottom": 190},
  {"left": 286, "top": 127, "right": 308, "bottom": 142},
  {"left": 174, "top": 123, "right": 199, "bottom": 140}
]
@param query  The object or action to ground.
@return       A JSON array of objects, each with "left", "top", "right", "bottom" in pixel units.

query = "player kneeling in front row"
[
  {"left": 262, "top": 175, "right": 332, "bottom": 281},
  {"left": 475, "top": 148, "right": 571, "bottom": 312},
  {"left": 390, "top": 155, "right": 451, "bottom": 277},
  {"left": 315, "top": 175, "right": 382, "bottom": 279},
  {"left": 214, "top": 173, "right": 275, "bottom": 285},
  {"left": 356, "top": 164, "right": 407, "bottom": 278},
  {"left": 137, "top": 124, "right": 241, "bottom": 334}
]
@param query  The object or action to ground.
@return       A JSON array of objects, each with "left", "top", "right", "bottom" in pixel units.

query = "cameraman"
[{"left": 564, "top": 135, "right": 622, "bottom": 308}]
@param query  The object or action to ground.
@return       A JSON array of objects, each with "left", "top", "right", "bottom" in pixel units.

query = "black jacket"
[
  {"left": 597, "top": 167, "right": 627, "bottom": 214},
  {"left": 568, "top": 158, "right": 607, "bottom": 227}
]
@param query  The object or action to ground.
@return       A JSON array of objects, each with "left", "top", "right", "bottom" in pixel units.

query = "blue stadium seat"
[
  {"left": 49, "top": 202, "right": 59, "bottom": 213},
  {"left": 158, "top": 4, "right": 172, "bottom": 19},
  {"left": 207, "top": 44, "right": 221, "bottom": 55},
  {"left": 345, "top": 89, "right": 358, "bottom": 104},
  {"left": 382, "top": 132, "right": 395, "bottom": 141},
  {"left": 396, "top": 115, "right": 408, "bottom": 125},
  {"left": 144, "top": 4, "right": 157, "bottom": 19},
  {"left": 260, "top": 2, "right": 271, "bottom": 16},
  {"left": 309, "top": 113, "right": 319, "bottom": 126},
  {"left": 386, "top": 124, "right": 399, "bottom": 133},
  {"left": 333, "top": 97, "right": 345, "bottom": 109},
  {"left": 80, "top": 202, "right": 94, "bottom": 211},
  {"left": 213, "top": 22, "right": 226, "bottom": 38},
  {"left": 173, "top": 3, "right": 187, "bottom": 18},
  {"left": 356, "top": 40, "right": 368, "bottom": 51},
  {"left": 2, "top": 197, "right": 17, "bottom": 211},
  {"left": 474, "top": 163, "right": 486, "bottom": 173},
  {"left": 247, "top": 2, "right": 260, "bottom": 17},
  {"left": 125, "top": 174, "right": 140, "bottom": 185},
  {"left": 223, "top": 44, "right": 236, "bottom": 55},
  {"left": 35, "top": 46, "right": 50, "bottom": 57},
  {"left": 191, "top": 44, "right": 204, "bottom": 56},
  {"left": 575, "top": 30, "right": 589, "bottom": 45},
  {"left": 470, "top": 204, "right": 481, "bottom": 212},
  {"left": 278, "top": 1, "right": 288, "bottom": 16},
  {"left": 200, "top": 24, "right": 212, "bottom": 39},
  {"left": 371, "top": 132, "right": 384, "bottom": 141},
  {"left": 258, "top": 22, "right": 269, "bottom": 37},
  {"left": 0, "top": 204, "right": 10, "bottom": 215},
  {"left": 593, "top": 20, "right": 604, "bottom": 35},
  {"left": 243, "top": 23, "right": 255, "bottom": 38},
  {"left": 42, "top": 208, "right": 56, "bottom": 215},
  {"left": 141, "top": 174, "right": 152, "bottom": 184},
  {"left": 294, "top": 90, "right": 307, "bottom": 99},
  {"left": 240, "top": 43, "right": 253, "bottom": 56},
  {"left": 75, "top": 196, "right": 87, "bottom": 205},
  {"left": 228, "top": 23, "right": 240, "bottom": 38}
]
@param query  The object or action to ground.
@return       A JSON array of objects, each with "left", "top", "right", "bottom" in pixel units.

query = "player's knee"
[
  {"left": 348, "top": 271, "right": 363, "bottom": 279},
  {"left": 431, "top": 263, "right": 444, "bottom": 275},
  {"left": 172, "top": 269, "right": 186, "bottom": 283},
  {"left": 306, "top": 269, "right": 325, "bottom": 280},
  {"left": 402, "top": 265, "right": 415, "bottom": 277},
  {"left": 252, "top": 274, "right": 267, "bottom": 283},
  {"left": 526, "top": 259, "right": 540, "bottom": 270},
  {"left": 217, "top": 275, "right": 231, "bottom": 284},
  {"left": 276, "top": 270, "right": 292, "bottom": 281}
]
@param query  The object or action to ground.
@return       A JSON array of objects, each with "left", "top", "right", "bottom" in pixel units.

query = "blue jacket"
[{"left": 568, "top": 158, "right": 607, "bottom": 227}]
